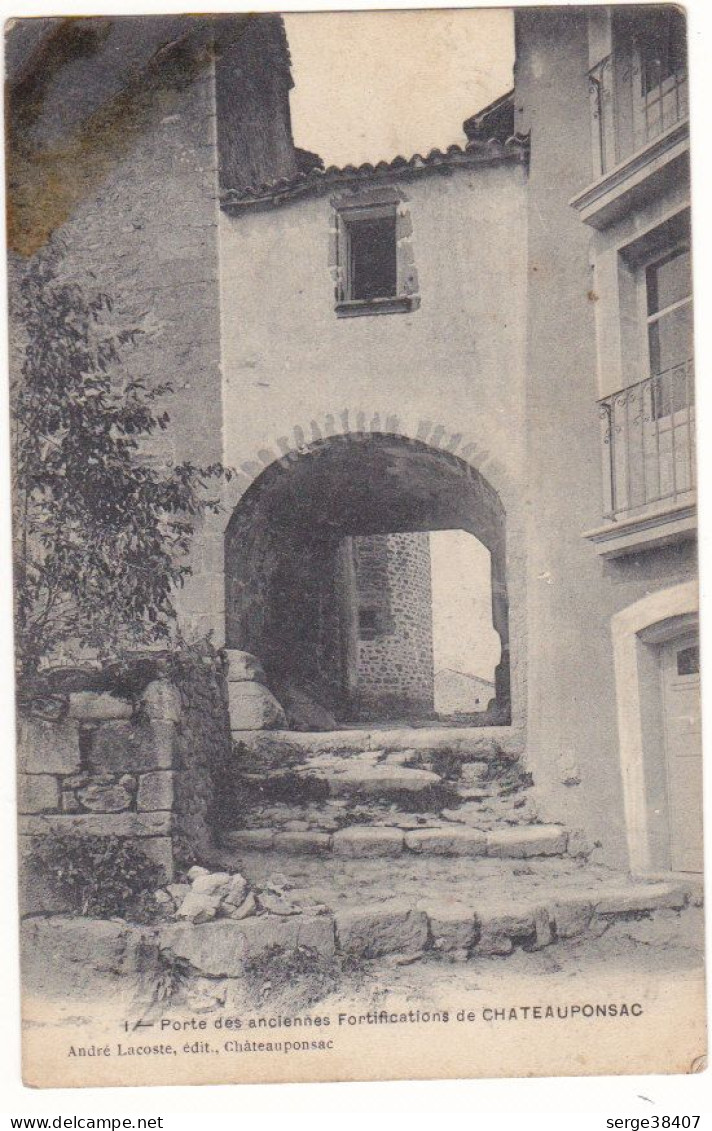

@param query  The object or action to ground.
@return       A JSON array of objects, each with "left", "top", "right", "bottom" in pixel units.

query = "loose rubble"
[{"left": 156, "top": 865, "right": 328, "bottom": 925}]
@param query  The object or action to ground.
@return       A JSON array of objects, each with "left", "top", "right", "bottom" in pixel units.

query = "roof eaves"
[{"left": 221, "top": 134, "right": 529, "bottom": 213}]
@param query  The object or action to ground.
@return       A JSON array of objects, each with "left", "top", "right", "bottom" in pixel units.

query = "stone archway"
[{"left": 224, "top": 432, "right": 511, "bottom": 725}]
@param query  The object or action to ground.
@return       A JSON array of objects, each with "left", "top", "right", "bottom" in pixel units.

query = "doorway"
[
  {"left": 224, "top": 433, "right": 511, "bottom": 726},
  {"left": 661, "top": 631, "right": 703, "bottom": 873}
]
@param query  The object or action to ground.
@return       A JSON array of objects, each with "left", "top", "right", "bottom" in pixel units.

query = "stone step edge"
[
  {"left": 232, "top": 727, "right": 522, "bottom": 757},
  {"left": 152, "top": 881, "right": 692, "bottom": 973},
  {"left": 23, "top": 881, "right": 694, "bottom": 987},
  {"left": 219, "top": 823, "right": 571, "bottom": 858}
]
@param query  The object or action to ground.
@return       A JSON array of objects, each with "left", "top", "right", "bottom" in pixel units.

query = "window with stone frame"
[
  {"left": 345, "top": 211, "right": 398, "bottom": 302},
  {"left": 341, "top": 205, "right": 398, "bottom": 302},
  {"left": 331, "top": 196, "right": 419, "bottom": 317}
]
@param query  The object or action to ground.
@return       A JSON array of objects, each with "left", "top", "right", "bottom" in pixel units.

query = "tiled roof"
[
  {"left": 463, "top": 89, "right": 515, "bottom": 144},
  {"left": 221, "top": 133, "right": 529, "bottom": 212}
]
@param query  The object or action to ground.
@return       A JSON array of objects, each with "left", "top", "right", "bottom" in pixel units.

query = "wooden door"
[{"left": 661, "top": 631, "right": 703, "bottom": 873}]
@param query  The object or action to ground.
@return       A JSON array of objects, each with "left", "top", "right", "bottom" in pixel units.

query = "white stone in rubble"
[
  {"left": 186, "top": 865, "right": 209, "bottom": 881},
  {"left": 258, "top": 891, "right": 301, "bottom": 916},
  {"left": 222, "top": 874, "right": 249, "bottom": 907},
  {"left": 227, "top": 891, "right": 257, "bottom": 920},
  {"left": 166, "top": 883, "right": 191, "bottom": 906},
  {"left": 228, "top": 681, "right": 287, "bottom": 730},
  {"left": 191, "top": 871, "right": 231, "bottom": 897},
  {"left": 176, "top": 891, "right": 222, "bottom": 924}
]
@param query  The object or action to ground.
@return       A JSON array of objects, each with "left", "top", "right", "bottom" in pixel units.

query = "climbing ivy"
[{"left": 11, "top": 241, "right": 231, "bottom": 672}]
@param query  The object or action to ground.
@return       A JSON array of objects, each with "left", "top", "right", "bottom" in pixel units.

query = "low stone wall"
[{"left": 17, "top": 649, "right": 232, "bottom": 904}]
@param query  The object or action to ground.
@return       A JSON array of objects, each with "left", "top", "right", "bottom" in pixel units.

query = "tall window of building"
[
  {"left": 344, "top": 212, "right": 397, "bottom": 302},
  {"left": 634, "top": 8, "right": 688, "bottom": 147},
  {"left": 646, "top": 243, "right": 693, "bottom": 416}
]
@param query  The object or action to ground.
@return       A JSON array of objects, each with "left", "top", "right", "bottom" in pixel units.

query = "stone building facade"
[
  {"left": 515, "top": 7, "right": 698, "bottom": 873},
  {"left": 350, "top": 532, "right": 435, "bottom": 720},
  {"left": 7, "top": 8, "right": 700, "bottom": 878}
]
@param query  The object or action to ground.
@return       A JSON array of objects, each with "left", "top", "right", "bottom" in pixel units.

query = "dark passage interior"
[{"left": 224, "top": 433, "right": 510, "bottom": 726}]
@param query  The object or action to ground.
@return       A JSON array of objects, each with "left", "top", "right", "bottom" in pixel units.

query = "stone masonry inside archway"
[{"left": 224, "top": 433, "right": 511, "bottom": 729}]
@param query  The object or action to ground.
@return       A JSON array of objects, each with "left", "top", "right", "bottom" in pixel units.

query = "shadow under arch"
[{"left": 224, "top": 432, "right": 511, "bottom": 725}]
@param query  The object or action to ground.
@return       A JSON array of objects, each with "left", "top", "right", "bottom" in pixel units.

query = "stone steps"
[
  {"left": 220, "top": 822, "right": 570, "bottom": 859},
  {"left": 22, "top": 877, "right": 698, "bottom": 995},
  {"left": 225, "top": 742, "right": 541, "bottom": 843},
  {"left": 231, "top": 726, "right": 521, "bottom": 758},
  {"left": 156, "top": 879, "right": 693, "bottom": 972}
]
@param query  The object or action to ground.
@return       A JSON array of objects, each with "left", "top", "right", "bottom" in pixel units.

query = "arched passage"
[{"left": 224, "top": 433, "right": 511, "bottom": 725}]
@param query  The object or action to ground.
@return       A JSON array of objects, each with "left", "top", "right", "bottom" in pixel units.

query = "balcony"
[
  {"left": 585, "top": 362, "right": 697, "bottom": 558},
  {"left": 571, "top": 39, "right": 689, "bottom": 229},
  {"left": 589, "top": 52, "right": 688, "bottom": 177}
]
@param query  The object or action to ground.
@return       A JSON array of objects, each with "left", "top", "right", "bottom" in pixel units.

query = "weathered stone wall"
[
  {"left": 9, "top": 25, "right": 222, "bottom": 647},
  {"left": 17, "top": 651, "right": 232, "bottom": 906},
  {"left": 353, "top": 532, "right": 434, "bottom": 719}
]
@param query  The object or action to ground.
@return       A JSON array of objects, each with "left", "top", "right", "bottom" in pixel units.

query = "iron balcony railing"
[
  {"left": 589, "top": 52, "right": 688, "bottom": 176},
  {"left": 598, "top": 361, "right": 696, "bottom": 520}
]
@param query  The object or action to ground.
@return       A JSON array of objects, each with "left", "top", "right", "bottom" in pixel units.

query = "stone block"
[
  {"left": 326, "top": 765, "right": 441, "bottom": 797},
  {"left": 594, "top": 883, "right": 687, "bottom": 915},
  {"left": 486, "top": 825, "right": 568, "bottom": 858},
  {"left": 17, "top": 774, "right": 61, "bottom": 814},
  {"left": 225, "top": 650, "right": 266, "bottom": 683},
  {"left": 21, "top": 916, "right": 155, "bottom": 987},
  {"left": 139, "top": 836, "right": 175, "bottom": 880},
  {"left": 546, "top": 894, "right": 594, "bottom": 939},
  {"left": 19, "top": 812, "right": 172, "bottom": 838},
  {"left": 273, "top": 831, "right": 332, "bottom": 855},
  {"left": 222, "top": 874, "right": 249, "bottom": 906},
  {"left": 332, "top": 826, "right": 404, "bottom": 858},
  {"left": 425, "top": 902, "right": 476, "bottom": 952},
  {"left": 136, "top": 771, "right": 175, "bottom": 811},
  {"left": 160, "top": 914, "right": 335, "bottom": 977},
  {"left": 220, "top": 829, "right": 274, "bottom": 850},
  {"left": 191, "top": 871, "right": 231, "bottom": 896},
  {"left": 176, "top": 891, "right": 222, "bottom": 924},
  {"left": 475, "top": 901, "right": 550, "bottom": 955},
  {"left": 139, "top": 680, "right": 182, "bottom": 724},
  {"left": 18, "top": 836, "right": 71, "bottom": 916},
  {"left": 227, "top": 892, "right": 257, "bottom": 920},
  {"left": 67, "top": 692, "right": 133, "bottom": 721},
  {"left": 17, "top": 717, "right": 81, "bottom": 775},
  {"left": 405, "top": 827, "right": 487, "bottom": 856},
  {"left": 227, "top": 682, "right": 286, "bottom": 730},
  {"left": 90, "top": 721, "right": 175, "bottom": 772},
  {"left": 76, "top": 782, "right": 133, "bottom": 812},
  {"left": 335, "top": 901, "right": 429, "bottom": 958}
]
